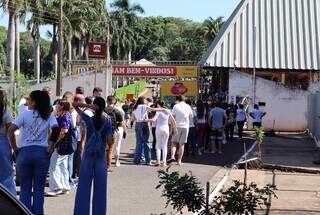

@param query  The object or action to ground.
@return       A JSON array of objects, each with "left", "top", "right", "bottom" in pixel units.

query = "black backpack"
[{"left": 104, "top": 107, "right": 119, "bottom": 134}]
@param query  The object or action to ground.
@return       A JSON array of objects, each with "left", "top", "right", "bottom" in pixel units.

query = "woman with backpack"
[
  {"left": 46, "top": 99, "right": 73, "bottom": 196},
  {"left": 7, "top": 90, "right": 60, "bottom": 215},
  {"left": 73, "top": 97, "right": 112, "bottom": 215},
  {"left": 0, "top": 88, "right": 16, "bottom": 195}
]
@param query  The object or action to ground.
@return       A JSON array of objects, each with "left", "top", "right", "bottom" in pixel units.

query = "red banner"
[{"left": 112, "top": 65, "right": 177, "bottom": 76}]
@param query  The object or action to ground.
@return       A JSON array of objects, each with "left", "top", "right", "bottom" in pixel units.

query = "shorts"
[
  {"left": 210, "top": 128, "right": 223, "bottom": 142},
  {"left": 172, "top": 128, "right": 189, "bottom": 144}
]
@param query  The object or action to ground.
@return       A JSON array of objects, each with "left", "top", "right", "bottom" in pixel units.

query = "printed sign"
[
  {"left": 87, "top": 42, "right": 107, "bottom": 59},
  {"left": 112, "top": 65, "right": 177, "bottom": 76},
  {"left": 71, "top": 64, "right": 197, "bottom": 77},
  {"left": 160, "top": 81, "right": 198, "bottom": 105},
  {"left": 160, "top": 81, "right": 198, "bottom": 97}
]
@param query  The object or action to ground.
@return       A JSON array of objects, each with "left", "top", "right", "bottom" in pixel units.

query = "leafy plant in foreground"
[
  {"left": 156, "top": 168, "right": 205, "bottom": 214},
  {"left": 157, "top": 169, "right": 277, "bottom": 215},
  {"left": 211, "top": 180, "right": 277, "bottom": 215}
]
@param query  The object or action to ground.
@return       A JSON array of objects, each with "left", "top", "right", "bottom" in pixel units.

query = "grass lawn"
[{"left": 115, "top": 81, "right": 145, "bottom": 101}]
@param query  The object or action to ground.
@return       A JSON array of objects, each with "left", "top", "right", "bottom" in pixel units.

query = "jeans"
[
  {"left": 68, "top": 153, "right": 74, "bottom": 185},
  {"left": 17, "top": 146, "right": 50, "bottom": 215},
  {"left": 49, "top": 150, "right": 70, "bottom": 191},
  {"left": 74, "top": 154, "right": 107, "bottom": 215},
  {"left": 186, "top": 127, "right": 197, "bottom": 154},
  {"left": 0, "top": 135, "right": 16, "bottom": 196},
  {"left": 237, "top": 121, "right": 245, "bottom": 138},
  {"left": 134, "top": 122, "right": 150, "bottom": 164}
]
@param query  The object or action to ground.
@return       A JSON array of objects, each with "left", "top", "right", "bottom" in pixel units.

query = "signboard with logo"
[
  {"left": 87, "top": 42, "right": 107, "bottom": 59},
  {"left": 71, "top": 64, "right": 197, "bottom": 77},
  {"left": 160, "top": 81, "right": 198, "bottom": 105}
]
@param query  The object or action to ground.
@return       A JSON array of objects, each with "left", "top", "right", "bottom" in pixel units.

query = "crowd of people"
[{"left": 0, "top": 85, "right": 266, "bottom": 215}]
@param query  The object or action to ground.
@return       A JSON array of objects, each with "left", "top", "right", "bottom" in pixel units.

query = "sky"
[{"left": 0, "top": 0, "right": 240, "bottom": 38}]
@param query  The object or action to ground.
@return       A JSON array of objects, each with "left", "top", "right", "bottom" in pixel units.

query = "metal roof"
[{"left": 200, "top": 0, "right": 320, "bottom": 70}]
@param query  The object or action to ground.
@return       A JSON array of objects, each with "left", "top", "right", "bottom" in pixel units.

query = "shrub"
[{"left": 156, "top": 168, "right": 205, "bottom": 214}]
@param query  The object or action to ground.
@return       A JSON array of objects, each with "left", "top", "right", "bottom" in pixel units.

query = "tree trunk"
[
  {"left": 33, "top": 25, "right": 41, "bottom": 84},
  {"left": 15, "top": 13, "right": 20, "bottom": 75},
  {"left": 128, "top": 50, "right": 132, "bottom": 64},
  {"left": 79, "top": 37, "right": 85, "bottom": 60},
  {"left": 67, "top": 38, "right": 72, "bottom": 75},
  {"left": 7, "top": 10, "right": 15, "bottom": 76},
  {"left": 53, "top": 24, "right": 58, "bottom": 78}
]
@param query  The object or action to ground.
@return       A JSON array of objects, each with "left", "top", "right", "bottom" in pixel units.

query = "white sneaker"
[
  {"left": 45, "top": 190, "right": 62, "bottom": 197},
  {"left": 62, "top": 189, "right": 70, "bottom": 195},
  {"left": 115, "top": 161, "right": 121, "bottom": 167}
]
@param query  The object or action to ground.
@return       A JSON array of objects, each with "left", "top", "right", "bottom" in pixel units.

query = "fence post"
[{"left": 206, "top": 181, "right": 210, "bottom": 214}]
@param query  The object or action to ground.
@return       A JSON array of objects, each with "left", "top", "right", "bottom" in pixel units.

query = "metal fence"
[{"left": 308, "top": 93, "right": 320, "bottom": 147}]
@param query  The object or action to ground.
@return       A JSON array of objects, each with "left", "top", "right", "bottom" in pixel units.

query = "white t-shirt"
[
  {"left": 156, "top": 110, "right": 171, "bottom": 128},
  {"left": 0, "top": 109, "right": 13, "bottom": 135},
  {"left": 84, "top": 109, "right": 94, "bottom": 117},
  {"left": 14, "top": 110, "right": 58, "bottom": 148},
  {"left": 134, "top": 105, "right": 149, "bottom": 122},
  {"left": 236, "top": 109, "right": 246, "bottom": 122},
  {"left": 250, "top": 109, "right": 265, "bottom": 123},
  {"left": 189, "top": 108, "right": 197, "bottom": 128},
  {"left": 172, "top": 102, "right": 192, "bottom": 128}
]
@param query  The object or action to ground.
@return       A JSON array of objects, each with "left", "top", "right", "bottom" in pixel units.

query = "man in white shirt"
[
  {"left": 168, "top": 96, "right": 192, "bottom": 165},
  {"left": 249, "top": 104, "right": 266, "bottom": 128}
]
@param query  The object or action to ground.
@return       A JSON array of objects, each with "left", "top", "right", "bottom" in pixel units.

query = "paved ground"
[
  {"left": 262, "top": 133, "right": 320, "bottom": 169},
  {"left": 43, "top": 130, "right": 253, "bottom": 215},
  {"left": 224, "top": 134, "right": 320, "bottom": 215}
]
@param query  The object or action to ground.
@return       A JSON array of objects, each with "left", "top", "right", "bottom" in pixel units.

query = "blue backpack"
[{"left": 85, "top": 120, "right": 106, "bottom": 158}]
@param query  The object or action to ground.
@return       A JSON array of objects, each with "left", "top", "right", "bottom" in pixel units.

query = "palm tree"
[
  {"left": 203, "top": 16, "right": 224, "bottom": 45},
  {"left": 0, "top": 0, "right": 17, "bottom": 73},
  {"left": 110, "top": 0, "right": 144, "bottom": 61}
]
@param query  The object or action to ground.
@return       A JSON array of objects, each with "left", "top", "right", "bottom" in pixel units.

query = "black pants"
[
  {"left": 237, "top": 121, "right": 245, "bottom": 138},
  {"left": 225, "top": 125, "right": 235, "bottom": 142},
  {"left": 185, "top": 127, "right": 197, "bottom": 155},
  {"left": 152, "top": 127, "right": 156, "bottom": 150}
]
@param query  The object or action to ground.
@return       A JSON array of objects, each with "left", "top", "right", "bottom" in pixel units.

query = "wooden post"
[
  {"left": 244, "top": 142, "right": 248, "bottom": 185},
  {"left": 206, "top": 182, "right": 210, "bottom": 213}
]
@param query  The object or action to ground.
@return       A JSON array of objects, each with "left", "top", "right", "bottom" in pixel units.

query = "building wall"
[
  {"left": 29, "top": 71, "right": 110, "bottom": 98},
  {"left": 229, "top": 71, "right": 308, "bottom": 131}
]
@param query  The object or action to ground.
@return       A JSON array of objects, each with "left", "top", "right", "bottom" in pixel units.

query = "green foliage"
[
  {"left": 255, "top": 127, "right": 264, "bottom": 158},
  {"left": 255, "top": 127, "right": 265, "bottom": 145},
  {"left": 157, "top": 169, "right": 277, "bottom": 215},
  {"left": 6, "top": 72, "right": 29, "bottom": 116},
  {"left": 156, "top": 168, "right": 205, "bottom": 214},
  {"left": 131, "top": 16, "right": 208, "bottom": 62},
  {"left": 211, "top": 180, "right": 277, "bottom": 215}
]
